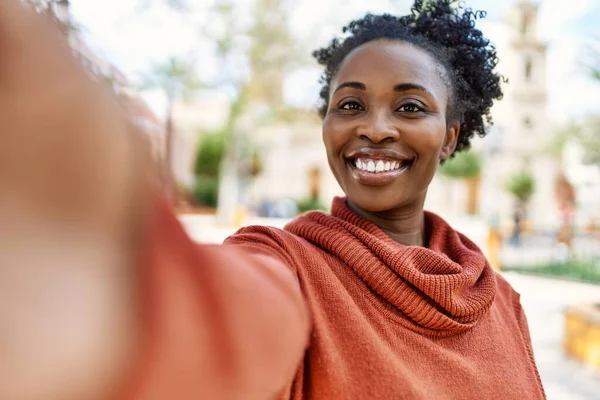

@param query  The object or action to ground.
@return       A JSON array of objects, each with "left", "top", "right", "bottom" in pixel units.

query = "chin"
[{"left": 345, "top": 190, "right": 408, "bottom": 214}]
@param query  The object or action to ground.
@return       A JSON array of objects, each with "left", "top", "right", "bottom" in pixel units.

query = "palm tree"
[{"left": 137, "top": 57, "right": 202, "bottom": 201}]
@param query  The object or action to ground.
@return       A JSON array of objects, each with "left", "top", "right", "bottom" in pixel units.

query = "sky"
[{"left": 69, "top": 0, "right": 600, "bottom": 123}]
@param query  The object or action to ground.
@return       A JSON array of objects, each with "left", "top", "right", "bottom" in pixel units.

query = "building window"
[{"left": 525, "top": 57, "right": 532, "bottom": 82}]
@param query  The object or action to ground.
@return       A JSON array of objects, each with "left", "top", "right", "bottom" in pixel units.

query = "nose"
[{"left": 356, "top": 109, "right": 399, "bottom": 144}]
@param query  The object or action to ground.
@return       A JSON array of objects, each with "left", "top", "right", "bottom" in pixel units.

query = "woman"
[{"left": 1, "top": 0, "right": 545, "bottom": 399}]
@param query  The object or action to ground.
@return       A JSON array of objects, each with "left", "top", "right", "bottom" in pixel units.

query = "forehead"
[{"left": 332, "top": 40, "right": 448, "bottom": 97}]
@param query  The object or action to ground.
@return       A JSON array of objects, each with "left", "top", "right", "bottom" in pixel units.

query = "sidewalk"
[
  {"left": 179, "top": 214, "right": 290, "bottom": 244},
  {"left": 502, "top": 272, "right": 600, "bottom": 400}
]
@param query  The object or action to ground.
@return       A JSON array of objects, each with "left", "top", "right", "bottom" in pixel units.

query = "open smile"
[{"left": 345, "top": 148, "right": 415, "bottom": 186}]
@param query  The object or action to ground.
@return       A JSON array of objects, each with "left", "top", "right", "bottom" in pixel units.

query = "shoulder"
[
  {"left": 492, "top": 272, "right": 527, "bottom": 322},
  {"left": 494, "top": 272, "right": 521, "bottom": 303},
  {"left": 225, "top": 224, "right": 303, "bottom": 249},
  {"left": 223, "top": 224, "right": 313, "bottom": 273}
]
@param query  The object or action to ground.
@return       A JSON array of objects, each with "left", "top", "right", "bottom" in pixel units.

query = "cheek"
[
  {"left": 322, "top": 117, "right": 346, "bottom": 157},
  {"left": 412, "top": 121, "right": 448, "bottom": 159}
]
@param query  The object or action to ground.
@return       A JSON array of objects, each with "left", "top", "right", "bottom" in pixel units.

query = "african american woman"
[{"left": 1, "top": 1, "right": 545, "bottom": 399}]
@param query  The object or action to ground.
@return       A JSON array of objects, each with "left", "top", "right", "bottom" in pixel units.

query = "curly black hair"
[{"left": 313, "top": 0, "right": 503, "bottom": 154}]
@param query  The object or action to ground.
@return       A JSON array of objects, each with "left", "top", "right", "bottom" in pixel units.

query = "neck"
[{"left": 347, "top": 200, "right": 427, "bottom": 247}]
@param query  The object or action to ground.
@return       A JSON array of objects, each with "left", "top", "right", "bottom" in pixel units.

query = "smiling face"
[{"left": 323, "top": 39, "right": 459, "bottom": 215}]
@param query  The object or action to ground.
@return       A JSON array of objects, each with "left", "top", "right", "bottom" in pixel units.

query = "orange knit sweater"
[{"left": 119, "top": 197, "right": 546, "bottom": 399}]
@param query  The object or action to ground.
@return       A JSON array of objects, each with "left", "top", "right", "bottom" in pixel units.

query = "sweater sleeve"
[{"left": 121, "top": 199, "right": 310, "bottom": 400}]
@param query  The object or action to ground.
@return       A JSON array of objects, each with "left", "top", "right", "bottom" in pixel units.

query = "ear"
[{"left": 440, "top": 121, "right": 460, "bottom": 160}]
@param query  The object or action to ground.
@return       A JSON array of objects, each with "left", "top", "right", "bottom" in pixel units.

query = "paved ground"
[
  {"left": 179, "top": 214, "right": 600, "bottom": 399},
  {"left": 502, "top": 273, "right": 600, "bottom": 400}
]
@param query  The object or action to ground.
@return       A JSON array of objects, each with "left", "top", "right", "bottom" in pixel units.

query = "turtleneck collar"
[{"left": 285, "top": 197, "right": 497, "bottom": 337}]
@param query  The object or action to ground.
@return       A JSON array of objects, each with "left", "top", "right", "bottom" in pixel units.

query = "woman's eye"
[
  {"left": 339, "top": 101, "right": 364, "bottom": 111},
  {"left": 397, "top": 103, "right": 423, "bottom": 113}
]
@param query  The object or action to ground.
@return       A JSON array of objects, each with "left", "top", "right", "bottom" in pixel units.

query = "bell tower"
[
  {"left": 479, "top": 1, "right": 559, "bottom": 227},
  {"left": 504, "top": 1, "right": 548, "bottom": 154}
]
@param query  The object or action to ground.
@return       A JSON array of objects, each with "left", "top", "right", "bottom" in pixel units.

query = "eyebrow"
[{"left": 333, "top": 81, "right": 434, "bottom": 98}]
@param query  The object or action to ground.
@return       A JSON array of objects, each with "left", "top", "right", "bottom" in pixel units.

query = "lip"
[
  {"left": 344, "top": 147, "right": 415, "bottom": 186},
  {"left": 345, "top": 147, "right": 414, "bottom": 162}
]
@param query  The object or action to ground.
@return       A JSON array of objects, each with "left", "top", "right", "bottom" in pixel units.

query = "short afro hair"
[{"left": 312, "top": 0, "right": 504, "bottom": 154}]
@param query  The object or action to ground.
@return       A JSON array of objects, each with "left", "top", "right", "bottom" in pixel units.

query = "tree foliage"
[
  {"left": 504, "top": 169, "right": 536, "bottom": 204},
  {"left": 438, "top": 151, "right": 483, "bottom": 179},
  {"left": 572, "top": 117, "right": 600, "bottom": 166},
  {"left": 585, "top": 38, "right": 600, "bottom": 82},
  {"left": 194, "top": 131, "right": 227, "bottom": 177},
  {"left": 137, "top": 57, "right": 202, "bottom": 104}
]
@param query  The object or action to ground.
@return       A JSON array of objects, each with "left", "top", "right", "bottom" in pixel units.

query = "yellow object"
[
  {"left": 564, "top": 305, "right": 600, "bottom": 373},
  {"left": 233, "top": 207, "right": 248, "bottom": 227},
  {"left": 487, "top": 227, "right": 502, "bottom": 271}
]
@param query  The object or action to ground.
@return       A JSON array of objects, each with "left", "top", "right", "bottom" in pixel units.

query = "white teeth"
[{"left": 353, "top": 158, "right": 408, "bottom": 173}]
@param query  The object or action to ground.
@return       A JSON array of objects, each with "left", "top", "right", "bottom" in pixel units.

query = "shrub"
[{"left": 192, "top": 176, "right": 219, "bottom": 208}]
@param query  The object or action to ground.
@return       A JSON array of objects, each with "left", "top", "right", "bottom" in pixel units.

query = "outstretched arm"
[
  {"left": 0, "top": 2, "right": 308, "bottom": 399},
  {"left": 124, "top": 199, "right": 309, "bottom": 400}
]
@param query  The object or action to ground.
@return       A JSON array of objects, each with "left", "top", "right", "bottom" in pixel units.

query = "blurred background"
[{"left": 35, "top": 0, "right": 600, "bottom": 398}]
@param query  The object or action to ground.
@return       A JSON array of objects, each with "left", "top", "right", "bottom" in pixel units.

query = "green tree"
[
  {"left": 545, "top": 124, "right": 572, "bottom": 164},
  {"left": 551, "top": 117, "right": 600, "bottom": 168},
  {"left": 571, "top": 117, "right": 600, "bottom": 166},
  {"left": 504, "top": 169, "right": 536, "bottom": 205},
  {"left": 194, "top": 131, "right": 227, "bottom": 177},
  {"left": 584, "top": 38, "right": 600, "bottom": 81},
  {"left": 209, "top": 0, "right": 306, "bottom": 223},
  {"left": 137, "top": 57, "right": 202, "bottom": 200},
  {"left": 568, "top": 39, "right": 600, "bottom": 166},
  {"left": 438, "top": 151, "right": 483, "bottom": 215},
  {"left": 438, "top": 151, "right": 482, "bottom": 179},
  {"left": 191, "top": 129, "right": 226, "bottom": 208}
]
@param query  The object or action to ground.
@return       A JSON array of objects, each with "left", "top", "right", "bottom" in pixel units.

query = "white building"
[
  {"left": 173, "top": 1, "right": 562, "bottom": 227},
  {"left": 480, "top": 0, "right": 560, "bottom": 229},
  {"left": 426, "top": 1, "right": 560, "bottom": 229}
]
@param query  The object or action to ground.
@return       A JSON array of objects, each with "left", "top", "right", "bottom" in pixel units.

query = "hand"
[{"left": 0, "top": 2, "right": 144, "bottom": 399}]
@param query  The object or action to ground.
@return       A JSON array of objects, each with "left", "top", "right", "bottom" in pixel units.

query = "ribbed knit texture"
[
  {"left": 286, "top": 197, "right": 498, "bottom": 337},
  {"left": 120, "top": 196, "right": 546, "bottom": 399},
  {"left": 226, "top": 197, "right": 546, "bottom": 399}
]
